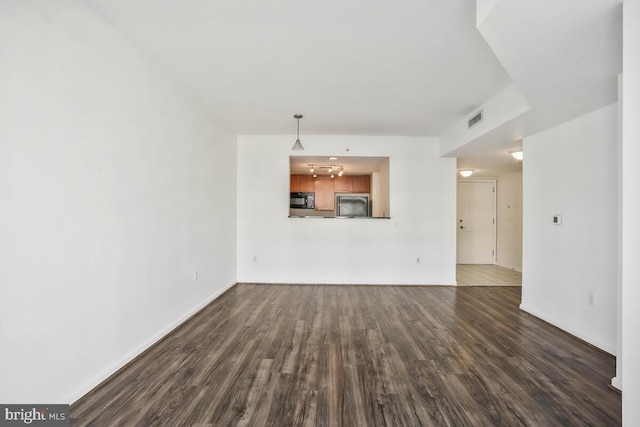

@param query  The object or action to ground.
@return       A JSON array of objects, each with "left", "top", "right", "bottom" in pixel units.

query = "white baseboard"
[
  {"left": 238, "top": 281, "right": 457, "bottom": 287},
  {"left": 66, "top": 280, "right": 237, "bottom": 405},
  {"left": 611, "top": 376, "right": 621, "bottom": 391},
  {"left": 519, "top": 303, "right": 616, "bottom": 356}
]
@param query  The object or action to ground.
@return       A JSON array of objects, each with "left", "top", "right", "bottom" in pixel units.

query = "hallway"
[{"left": 457, "top": 264, "right": 522, "bottom": 286}]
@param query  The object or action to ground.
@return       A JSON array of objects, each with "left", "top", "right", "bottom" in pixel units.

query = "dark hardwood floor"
[{"left": 71, "top": 284, "right": 621, "bottom": 426}]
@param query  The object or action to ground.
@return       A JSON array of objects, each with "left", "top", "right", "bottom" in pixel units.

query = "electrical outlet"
[{"left": 588, "top": 292, "right": 595, "bottom": 306}]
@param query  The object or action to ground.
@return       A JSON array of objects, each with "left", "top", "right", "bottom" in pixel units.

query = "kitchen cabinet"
[
  {"left": 334, "top": 176, "right": 353, "bottom": 192},
  {"left": 290, "top": 174, "right": 314, "bottom": 192},
  {"left": 314, "top": 176, "right": 335, "bottom": 211},
  {"left": 290, "top": 175, "right": 301, "bottom": 192},
  {"left": 352, "top": 175, "right": 371, "bottom": 193},
  {"left": 291, "top": 173, "right": 368, "bottom": 212},
  {"left": 299, "top": 175, "right": 314, "bottom": 192},
  {"left": 335, "top": 175, "right": 370, "bottom": 193}
]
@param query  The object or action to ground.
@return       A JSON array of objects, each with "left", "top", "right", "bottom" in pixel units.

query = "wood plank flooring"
[
  {"left": 457, "top": 264, "right": 522, "bottom": 286},
  {"left": 71, "top": 284, "right": 620, "bottom": 426}
]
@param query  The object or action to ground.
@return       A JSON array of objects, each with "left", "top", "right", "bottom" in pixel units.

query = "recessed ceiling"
[
  {"left": 457, "top": 156, "right": 522, "bottom": 178},
  {"left": 290, "top": 156, "right": 387, "bottom": 175},
  {"left": 86, "top": 0, "right": 512, "bottom": 136}
]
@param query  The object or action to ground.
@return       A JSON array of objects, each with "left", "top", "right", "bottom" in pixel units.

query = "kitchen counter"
[{"left": 288, "top": 215, "right": 391, "bottom": 219}]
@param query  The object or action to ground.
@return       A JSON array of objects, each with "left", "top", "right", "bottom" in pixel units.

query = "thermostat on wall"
[{"left": 553, "top": 215, "right": 562, "bottom": 225}]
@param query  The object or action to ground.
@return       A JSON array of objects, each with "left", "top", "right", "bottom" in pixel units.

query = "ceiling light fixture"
[
  {"left": 459, "top": 170, "right": 474, "bottom": 177},
  {"left": 308, "top": 164, "right": 344, "bottom": 177},
  {"left": 291, "top": 114, "right": 304, "bottom": 150},
  {"left": 329, "top": 156, "right": 338, "bottom": 160},
  {"left": 510, "top": 149, "right": 523, "bottom": 161}
]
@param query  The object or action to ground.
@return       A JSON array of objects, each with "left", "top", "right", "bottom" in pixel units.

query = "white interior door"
[{"left": 458, "top": 181, "right": 496, "bottom": 264}]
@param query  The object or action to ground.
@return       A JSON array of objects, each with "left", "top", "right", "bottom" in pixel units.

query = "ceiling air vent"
[{"left": 468, "top": 110, "right": 483, "bottom": 128}]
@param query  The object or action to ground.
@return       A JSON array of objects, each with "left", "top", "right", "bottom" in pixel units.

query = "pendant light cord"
[{"left": 292, "top": 114, "right": 304, "bottom": 150}]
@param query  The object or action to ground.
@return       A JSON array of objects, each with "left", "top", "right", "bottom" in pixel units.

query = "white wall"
[
  {"left": 613, "top": 73, "right": 623, "bottom": 391},
  {"left": 496, "top": 171, "right": 523, "bottom": 271},
  {"left": 378, "top": 159, "right": 391, "bottom": 217},
  {"left": 440, "top": 83, "right": 530, "bottom": 156},
  {"left": 476, "top": 0, "right": 500, "bottom": 26},
  {"left": 237, "top": 135, "right": 457, "bottom": 285},
  {"left": 521, "top": 104, "right": 618, "bottom": 354},
  {"left": 622, "top": 0, "right": 640, "bottom": 423},
  {"left": 0, "top": 1, "right": 237, "bottom": 404}
]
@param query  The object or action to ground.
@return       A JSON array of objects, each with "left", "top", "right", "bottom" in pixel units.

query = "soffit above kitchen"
[{"left": 289, "top": 156, "right": 387, "bottom": 175}]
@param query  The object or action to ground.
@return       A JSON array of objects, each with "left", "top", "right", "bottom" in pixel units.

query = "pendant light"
[{"left": 291, "top": 114, "right": 304, "bottom": 150}]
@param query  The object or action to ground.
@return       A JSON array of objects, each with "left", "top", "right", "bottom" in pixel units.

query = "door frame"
[{"left": 456, "top": 179, "right": 497, "bottom": 264}]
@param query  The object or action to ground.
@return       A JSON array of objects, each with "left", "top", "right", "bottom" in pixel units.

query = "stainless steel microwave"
[{"left": 290, "top": 192, "right": 315, "bottom": 209}]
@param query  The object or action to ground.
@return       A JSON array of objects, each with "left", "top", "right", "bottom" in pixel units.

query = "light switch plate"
[{"left": 553, "top": 215, "right": 562, "bottom": 225}]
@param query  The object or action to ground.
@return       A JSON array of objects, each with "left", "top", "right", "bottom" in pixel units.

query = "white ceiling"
[
  {"left": 452, "top": 0, "right": 621, "bottom": 177},
  {"left": 85, "top": 0, "right": 621, "bottom": 176},
  {"left": 86, "top": 0, "right": 511, "bottom": 136}
]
